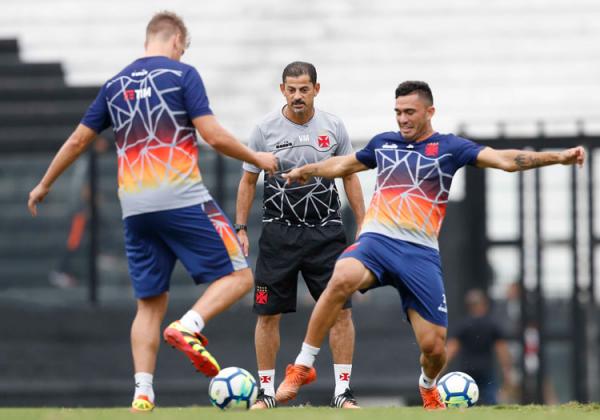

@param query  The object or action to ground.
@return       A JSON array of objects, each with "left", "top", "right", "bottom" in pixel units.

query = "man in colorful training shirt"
[
  {"left": 274, "top": 80, "right": 585, "bottom": 410},
  {"left": 235, "top": 62, "right": 365, "bottom": 409},
  {"left": 27, "top": 11, "right": 277, "bottom": 413}
]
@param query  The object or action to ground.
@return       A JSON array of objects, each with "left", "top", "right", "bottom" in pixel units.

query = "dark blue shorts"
[
  {"left": 339, "top": 232, "right": 448, "bottom": 327},
  {"left": 123, "top": 201, "right": 248, "bottom": 299}
]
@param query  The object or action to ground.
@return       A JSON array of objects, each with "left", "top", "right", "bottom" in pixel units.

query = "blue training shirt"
[{"left": 81, "top": 56, "right": 213, "bottom": 218}]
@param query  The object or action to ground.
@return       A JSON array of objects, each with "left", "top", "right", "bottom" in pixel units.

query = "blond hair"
[{"left": 146, "top": 11, "right": 189, "bottom": 48}]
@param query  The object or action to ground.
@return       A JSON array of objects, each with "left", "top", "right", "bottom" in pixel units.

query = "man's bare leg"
[
  {"left": 329, "top": 308, "right": 358, "bottom": 407},
  {"left": 164, "top": 268, "right": 254, "bottom": 376},
  {"left": 130, "top": 292, "right": 169, "bottom": 407},
  {"left": 192, "top": 268, "right": 254, "bottom": 321},
  {"left": 276, "top": 258, "right": 375, "bottom": 403},
  {"left": 251, "top": 314, "right": 281, "bottom": 408},
  {"left": 408, "top": 309, "right": 447, "bottom": 410}
]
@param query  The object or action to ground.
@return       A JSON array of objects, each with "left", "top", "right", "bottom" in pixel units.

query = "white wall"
[{"left": 1, "top": 0, "right": 599, "bottom": 140}]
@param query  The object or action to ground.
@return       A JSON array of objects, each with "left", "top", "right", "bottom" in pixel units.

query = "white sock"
[
  {"left": 134, "top": 372, "right": 154, "bottom": 402},
  {"left": 419, "top": 367, "right": 437, "bottom": 389},
  {"left": 180, "top": 310, "right": 205, "bottom": 334},
  {"left": 334, "top": 364, "right": 352, "bottom": 396},
  {"left": 294, "top": 342, "right": 320, "bottom": 367},
  {"left": 258, "top": 369, "right": 275, "bottom": 397}
]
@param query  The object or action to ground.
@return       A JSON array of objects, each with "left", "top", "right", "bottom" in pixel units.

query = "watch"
[{"left": 234, "top": 224, "right": 247, "bottom": 233}]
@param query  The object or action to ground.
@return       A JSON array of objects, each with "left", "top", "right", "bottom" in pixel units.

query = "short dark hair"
[
  {"left": 282, "top": 61, "right": 317, "bottom": 84},
  {"left": 146, "top": 11, "right": 189, "bottom": 48},
  {"left": 395, "top": 81, "right": 433, "bottom": 105}
]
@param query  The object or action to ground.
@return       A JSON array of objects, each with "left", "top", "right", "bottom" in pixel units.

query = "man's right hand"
[
  {"left": 236, "top": 229, "right": 250, "bottom": 257},
  {"left": 254, "top": 152, "right": 278, "bottom": 176},
  {"left": 559, "top": 146, "right": 585, "bottom": 167},
  {"left": 283, "top": 166, "right": 311, "bottom": 185},
  {"left": 28, "top": 183, "right": 50, "bottom": 217}
]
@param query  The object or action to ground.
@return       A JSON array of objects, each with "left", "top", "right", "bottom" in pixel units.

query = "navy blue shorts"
[
  {"left": 123, "top": 201, "right": 248, "bottom": 299},
  {"left": 339, "top": 232, "right": 448, "bottom": 327}
]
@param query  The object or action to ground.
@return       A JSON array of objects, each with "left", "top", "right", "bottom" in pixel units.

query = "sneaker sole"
[
  {"left": 129, "top": 407, "right": 154, "bottom": 414},
  {"left": 163, "top": 328, "right": 219, "bottom": 377},
  {"left": 276, "top": 379, "right": 314, "bottom": 403}
]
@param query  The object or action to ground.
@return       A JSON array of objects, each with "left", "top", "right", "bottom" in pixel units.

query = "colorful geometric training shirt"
[
  {"left": 81, "top": 56, "right": 213, "bottom": 218},
  {"left": 355, "top": 132, "right": 484, "bottom": 250}
]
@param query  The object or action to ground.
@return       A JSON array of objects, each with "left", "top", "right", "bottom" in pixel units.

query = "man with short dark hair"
[
  {"left": 275, "top": 80, "right": 585, "bottom": 410},
  {"left": 235, "top": 61, "right": 365, "bottom": 409},
  {"left": 28, "top": 11, "right": 277, "bottom": 412}
]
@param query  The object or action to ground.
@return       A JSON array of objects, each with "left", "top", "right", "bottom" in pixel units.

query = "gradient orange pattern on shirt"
[
  {"left": 361, "top": 149, "right": 452, "bottom": 247},
  {"left": 117, "top": 125, "right": 201, "bottom": 194}
]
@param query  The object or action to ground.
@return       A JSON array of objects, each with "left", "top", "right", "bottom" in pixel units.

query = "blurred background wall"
[{"left": 0, "top": 0, "right": 599, "bottom": 407}]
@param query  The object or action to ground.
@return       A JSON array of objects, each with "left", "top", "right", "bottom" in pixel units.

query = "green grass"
[{"left": 1, "top": 404, "right": 600, "bottom": 420}]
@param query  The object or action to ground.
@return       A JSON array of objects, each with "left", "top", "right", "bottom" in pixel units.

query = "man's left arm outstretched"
[{"left": 475, "top": 146, "right": 585, "bottom": 172}]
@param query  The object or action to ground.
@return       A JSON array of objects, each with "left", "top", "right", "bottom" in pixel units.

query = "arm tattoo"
[{"left": 514, "top": 153, "right": 543, "bottom": 169}]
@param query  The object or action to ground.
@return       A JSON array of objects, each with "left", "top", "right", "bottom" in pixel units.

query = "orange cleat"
[
  {"left": 163, "top": 320, "right": 220, "bottom": 377},
  {"left": 275, "top": 364, "right": 317, "bottom": 404},
  {"left": 419, "top": 386, "right": 446, "bottom": 410}
]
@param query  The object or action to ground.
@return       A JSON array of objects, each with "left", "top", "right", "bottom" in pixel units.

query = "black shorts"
[{"left": 253, "top": 222, "right": 352, "bottom": 314}]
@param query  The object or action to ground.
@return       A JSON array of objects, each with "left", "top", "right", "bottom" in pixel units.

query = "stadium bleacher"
[{"left": 1, "top": 0, "right": 599, "bottom": 139}]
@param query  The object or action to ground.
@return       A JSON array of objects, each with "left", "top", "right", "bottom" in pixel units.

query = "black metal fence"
[
  {"left": 82, "top": 134, "right": 600, "bottom": 403},
  {"left": 462, "top": 135, "right": 599, "bottom": 403}
]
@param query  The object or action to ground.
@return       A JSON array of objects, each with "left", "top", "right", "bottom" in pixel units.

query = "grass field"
[{"left": 1, "top": 404, "right": 599, "bottom": 420}]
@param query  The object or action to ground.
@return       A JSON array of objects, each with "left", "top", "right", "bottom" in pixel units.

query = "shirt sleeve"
[
  {"left": 355, "top": 135, "right": 379, "bottom": 168},
  {"left": 453, "top": 135, "right": 485, "bottom": 167},
  {"left": 183, "top": 67, "right": 213, "bottom": 119},
  {"left": 334, "top": 120, "right": 353, "bottom": 156},
  {"left": 80, "top": 84, "right": 111, "bottom": 133},
  {"left": 242, "top": 125, "right": 265, "bottom": 173}
]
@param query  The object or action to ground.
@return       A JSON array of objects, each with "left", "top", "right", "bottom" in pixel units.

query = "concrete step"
[
  {"left": 0, "top": 62, "right": 63, "bottom": 77},
  {"left": 0, "top": 39, "right": 18, "bottom": 54},
  {"left": 0, "top": 85, "right": 97, "bottom": 101}
]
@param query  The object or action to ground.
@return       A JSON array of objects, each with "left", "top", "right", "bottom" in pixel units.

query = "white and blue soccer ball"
[
  {"left": 437, "top": 371, "right": 479, "bottom": 408},
  {"left": 208, "top": 367, "right": 258, "bottom": 410}
]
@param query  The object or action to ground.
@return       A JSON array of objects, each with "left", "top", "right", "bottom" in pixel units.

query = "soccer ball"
[
  {"left": 437, "top": 371, "right": 479, "bottom": 408},
  {"left": 208, "top": 367, "right": 258, "bottom": 410}
]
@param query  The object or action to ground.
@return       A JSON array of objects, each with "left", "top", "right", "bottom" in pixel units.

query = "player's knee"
[
  {"left": 233, "top": 268, "right": 253, "bottom": 294},
  {"left": 419, "top": 332, "right": 446, "bottom": 358},
  {"left": 328, "top": 270, "right": 359, "bottom": 298},
  {"left": 256, "top": 314, "right": 281, "bottom": 330},
  {"left": 136, "top": 292, "right": 168, "bottom": 314}
]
